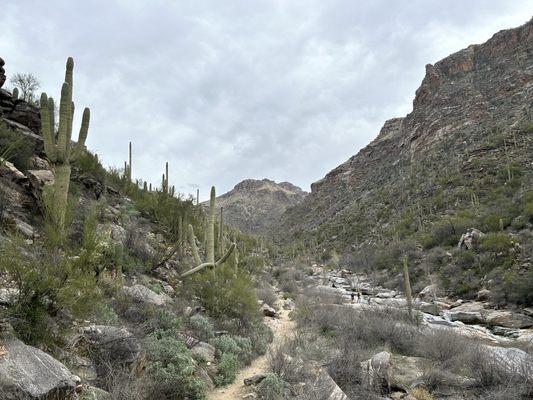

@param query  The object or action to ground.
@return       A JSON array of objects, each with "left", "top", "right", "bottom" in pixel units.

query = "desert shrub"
[
  {"left": 0, "top": 236, "right": 100, "bottom": 344},
  {"left": 247, "top": 320, "right": 274, "bottom": 356},
  {"left": 327, "top": 341, "right": 365, "bottom": 393},
  {"left": 257, "top": 374, "right": 286, "bottom": 400},
  {"left": 144, "top": 312, "right": 181, "bottom": 334},
  {"left": 189, "top": 314, "right": 215, "bottom": 342},
  {"left": 257, "top": 283, "right": 278, "bottom": 308},
  {"left": 410, "top": 388, "right": 434, "bottom": 400},
  {"left": 193, "top": 264, "right": 259, "bottom": 323},
  {"left": 479, "top": 232, "right": 514, "bottom": 254},
  {"left": 211, "top": 335, "right": 241, "bottom": 358},
  {"left": 73, "top": 151, "right": 106, "bottom": 182},
  {"left": 104, "top": 367, "right": 150, "bottom": 400},
  {"left": 522, "top": 190, "right": 533, "bottom": 221},
  {"left": 145, "top": 328, "right": 206, "bottom": 399},
  {"left": 233, "top": 336, "right": 253, "bottom": 365},
  {"left": 214, "top": 352, "right": 238, "bottom": 386},
  {"left": 0, "top": 124, "right": 35, "bottom": 172},
  {"left": 465, "top": 345, "right": 532, "bottom": 392},
  {"left": 419, "top": 329, "right": 471, "bottom": 364},
  {"left": 269, "top": 341, "right": 309, "bottom": 384}
]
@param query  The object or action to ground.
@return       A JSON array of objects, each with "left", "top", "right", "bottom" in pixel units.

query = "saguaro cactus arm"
[{"left": 180, "top": 243, "right": 236, "bottom": 278}]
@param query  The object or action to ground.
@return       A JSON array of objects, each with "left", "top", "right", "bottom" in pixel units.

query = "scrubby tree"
[{"left": 10, "top": 72, "right": 40, "bottom": 104}]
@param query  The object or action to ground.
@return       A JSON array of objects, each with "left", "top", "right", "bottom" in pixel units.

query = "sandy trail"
[{"left": 208, "top": 301, "right": 296, "bottom": 400}]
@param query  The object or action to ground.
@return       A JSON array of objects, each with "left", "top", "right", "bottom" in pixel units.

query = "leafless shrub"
[
  {"left": 419, "top": 328, "right": 472, "bottom": 365},
  {"left": 269, "top": 341, "right": 310, "bottom": 384},
  {"left": 125, "top": 228, "right": 155, "bottom": 265},
  {"left": 105, "top": 367, "right": 150, "bottom": 400},
  {"left": 257, "top": 283, "right": 278, "bottom": 308}
]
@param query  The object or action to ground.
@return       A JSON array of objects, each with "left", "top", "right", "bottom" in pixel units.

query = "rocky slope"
[
  {"left": 275, "top": 18, "right": 533, "bottom": 246},
  {"left": 213, "top": 179, "right": 307, "bottom": 235}
]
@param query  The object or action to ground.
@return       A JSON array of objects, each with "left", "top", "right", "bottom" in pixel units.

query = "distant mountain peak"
[{"left": 215, "top": 178, "right": 307, "bottom": 234}]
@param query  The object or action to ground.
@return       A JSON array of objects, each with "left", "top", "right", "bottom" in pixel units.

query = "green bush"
[
  {"left": 193, "top": 264, "right": 259, "bottom": 322},
  {"left": 257, "top": 374, "right": 286, "bottom": 400},
  {"left": 211, "top": 335, "right": 241, "bottom": 358},
  {"left": 0, "top": 236, "right": 101, "bottom": 344},
  {"left": 189, "top": 314, "right": 215, "bottom": 342},
  {"left": 146, "top": 329, "right": 206, "bottom": 399},
  {"left": 479, "top": 233, "right": 514, "bottom": 255},
  {"left": 214, "top": 352, "right": 238, "bottom": 386},
  {"left": 247, "top": 320, "right": 274, "bottom": 356},
  {"left": 233, "top": 336, "right": 253, "bottom": 365},
  {"left": 0, "top": 123, "right": 35, "bottom": 172}
]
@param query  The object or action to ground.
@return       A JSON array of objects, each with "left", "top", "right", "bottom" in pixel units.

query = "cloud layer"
[{"left": 1, "top": 1, "right": 531, "bottom": 198}]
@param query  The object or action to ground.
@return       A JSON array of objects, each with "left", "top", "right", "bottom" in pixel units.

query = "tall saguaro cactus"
[
  {"left": 403, "top": 255, "right": 413, "bottom": 320},
  {"left": 219, "top": 206, "right": 225, "bottom": 258},
  {"left": 207, "top": 186, "right": 216, "bottom": 263},
  {"left": 40, "top": 57, "right": 90, "bottom": 235},
  {"left": 181, "top": 185, "right": 235, "bottom": 278}
]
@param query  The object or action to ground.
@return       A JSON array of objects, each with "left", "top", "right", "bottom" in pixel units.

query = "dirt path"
[{"left": 208, "top": 301, "right": 296, "bottom": 400}]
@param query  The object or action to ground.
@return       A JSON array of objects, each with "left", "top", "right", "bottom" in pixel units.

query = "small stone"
[{"left": 244, "top": 374, "right": 267, "bottom": 386}]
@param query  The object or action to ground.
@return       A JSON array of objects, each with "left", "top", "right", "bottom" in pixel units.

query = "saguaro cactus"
[
  {"left": 40, "top": 57, "right": 90, "bottom": 235},
  {"left": 207, "top": 186, "right": 216, "bottom": 263},
  {"left": 161, "top": 162, "right": 170, "bottom": 195},
  {"left": 181, "top": 185, "right": 235, "bottom": 278},
  {"left": 219, "top": 206, "right": 225, "bottom": 258},
  {"left": 403, "top": 255, "right": 413, "bottom": 320}
]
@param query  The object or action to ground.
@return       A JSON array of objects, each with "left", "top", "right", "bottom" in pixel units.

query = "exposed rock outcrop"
[
  {"left": 0, "top": 331, "right": 78, "bottom": 399},
  {"left": 275, "top": 18, "right": 533, "bottom": 245}
]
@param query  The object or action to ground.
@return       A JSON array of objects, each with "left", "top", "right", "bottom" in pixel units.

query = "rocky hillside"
[
  {"left": 276, "top": 21, "right": 533, "bottom": 244},
  {"left": 274, "top": 19, "right": 533, "bottom": 304},
  {"left": 213, "top": 179, "right": 307, "bottom": 234}
]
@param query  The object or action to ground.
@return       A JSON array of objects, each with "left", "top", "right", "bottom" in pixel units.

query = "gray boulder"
[
  {"left": 191, "top": 341, "right": 216, "bottom": 364},
  {"left": 0, "top": 333, "right": 78, "bottom": 399},
  {"left": 458, "top": 228, "right": 485, "bottom": 250},
  {"left": 122, "top": 284, "right": 171, "bottom": 307},
  {"left": 82, "top": 325, "right": 140, "bottom": 364},
  {"left": 485, "top": 310, "right": 533, "bottom": 329},
  {"left": 260, "top": 303, "right": 277, "bottom": 318},
  {"left": 360, "top": 351, "right": 430, "bottom": 392}
]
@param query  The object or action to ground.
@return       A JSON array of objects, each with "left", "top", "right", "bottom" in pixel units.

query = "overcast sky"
[{"left": 1, "top": 1, "right": 531, "bottom": 199}]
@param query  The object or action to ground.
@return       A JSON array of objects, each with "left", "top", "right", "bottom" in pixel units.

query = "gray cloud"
[{"left": 1, "top": 1, "right": 531, "bottom": 199}]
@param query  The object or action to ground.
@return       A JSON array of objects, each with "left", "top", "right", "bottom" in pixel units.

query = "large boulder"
[
  {"left": 82, "top": 325, "right": 141, "bottom": 365},
  {"left": 191, "top": 341, "right": 216, "bottom": 364},
  {"left": 0, "top": 56, "right": 5, "bottom": 88},
  {"left": 0, "top": 332, "right": 78, "bottom": 399},
  {"left": 360, "top": 351, "right": 430, "bottom": 392},
  {"left": 418, "top": 284, "right": 438, "bottom": 301},
  {"left": 307, "top": 368, "right": 349, "bottom": 400},
  {"left": 260, "top": 303, "right": 277, "bottom": 318},
  {"left": 415, "top": 301, "right": 441, "bottom": 316},
  {"left": 481, "top": 345, "right": 533, "bottom": 376},
  {"left": 26, "top": 169, "right": 54, "bottom": 203},
  {"left": 485, "top": 310, "right": 533, "bottom": 329},
  {"left": 0, "top": 160, "right": 26, "bottom": 182},
  {"left": 457, "top": 228, "right": 485, "bottom": 250},
  {"left": 445, "top": 302, "right": 486, "bottom": 325},
  {"left": 122, "top": 284, "right": 172, "bottom": 307},
  {"left": 5, "top": 100, "right": 41, "bottom": 133}
]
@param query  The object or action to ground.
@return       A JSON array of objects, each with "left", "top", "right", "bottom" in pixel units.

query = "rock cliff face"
[
  {"left": 213, "top": 179, "right": 307, "bottom": 234},
  {"left": 276, "top": 18, "right": 533, "bottom": 244}
]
